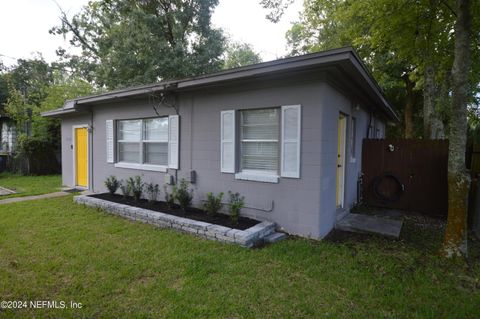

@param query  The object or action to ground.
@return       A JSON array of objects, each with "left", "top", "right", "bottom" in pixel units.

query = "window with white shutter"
[
  {"left": 281, "top": 105, "right": 301, "bottom": 178},
  {"left": 220, "top": 110, "right": 235, "bottom": 173},
  {"left": 222, "top": 105, "right": 301, "bottom": 182}
]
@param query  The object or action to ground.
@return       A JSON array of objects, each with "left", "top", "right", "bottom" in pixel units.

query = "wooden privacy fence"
[
  {"left": 468, "top": 143, "right": 480, "bottom": 174},
  {"left": 362, "top": 139, "right": 448, "bottom": 218}
]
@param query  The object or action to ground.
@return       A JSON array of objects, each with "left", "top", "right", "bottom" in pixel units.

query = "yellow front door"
[
  {"left": 75, "top": 127, "right": 88, "bottom": 187},
  {"left": 336, "top": 114, "right": 347, "bottom": 208}
]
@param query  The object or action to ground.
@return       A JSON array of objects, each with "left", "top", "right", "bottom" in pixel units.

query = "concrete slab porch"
[{"left": 335, "top": 213, "right": 403, "bottom": 238}]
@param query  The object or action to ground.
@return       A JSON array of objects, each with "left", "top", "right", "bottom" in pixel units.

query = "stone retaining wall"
[{"left": 74, "top": 195, "right": 275, "bottom": 248}]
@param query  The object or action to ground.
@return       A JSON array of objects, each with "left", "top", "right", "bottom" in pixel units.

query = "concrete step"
[
  {"left": 0, "top": 186, "right": 16, "bottom": 196},
  {"left": 335, "top": 213, "right": 403, "bottom": 238},
  {"left": 264, "top": 232, "right": 288, "bottom": 243}
]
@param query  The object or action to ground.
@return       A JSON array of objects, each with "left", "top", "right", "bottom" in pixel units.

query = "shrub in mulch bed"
[{"left": 89, "top": 193, "right": 259, "bottom": 230}]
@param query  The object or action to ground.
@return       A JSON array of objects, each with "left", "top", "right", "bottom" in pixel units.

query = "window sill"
[
  {"left": 234, "top": 172, "right": 279, "bottom": 183},
  {"left": 114, "top": 162, "right": 168, "bottom": 172}
]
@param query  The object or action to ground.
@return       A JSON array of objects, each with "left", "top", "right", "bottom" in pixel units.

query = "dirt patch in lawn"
[{"left": 89, "top": 193, "right": 260, "bottom": 230}]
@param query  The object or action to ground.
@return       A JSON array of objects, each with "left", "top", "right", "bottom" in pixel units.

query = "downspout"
[
  {"left": 367, "top": 111, "right": 373, "bottom": 138},
  {"left": 90, "top": 107, "right": 94, "bottom": 192},
  {"left": 174, "top": 93, "right": 179, "bottom": 184}
]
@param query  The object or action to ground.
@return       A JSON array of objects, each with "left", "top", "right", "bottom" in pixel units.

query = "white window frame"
[
  {"left": 114, "top": 117, "right": 169, "bottom": 172},
  {"left": 235, "top": 107, "right": 280, "bottom": 183}
]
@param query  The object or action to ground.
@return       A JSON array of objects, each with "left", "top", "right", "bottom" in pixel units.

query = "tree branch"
[
  {"left": 439, "top": 0, "right": 457, "bottom": 17},
  {"left": 52, "top": 0, "right": 99, "bottom": 56}
]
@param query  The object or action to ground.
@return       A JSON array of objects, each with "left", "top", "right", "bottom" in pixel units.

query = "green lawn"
[
  {"left": 0, "top": 196, "right": 479, "bottom": 318},
  {"left": 0, "top": 173, "right": 62, "bottom": 199}
]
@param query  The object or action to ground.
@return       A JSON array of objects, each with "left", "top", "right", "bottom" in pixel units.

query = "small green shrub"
[
  {"left": 120, "top": 183, "right": 131, "bottom": 199},
  {"left": 228, "top": 191, "right": 245, "bottom": 224},
  {"left": 164, "top": 185, "right": 176, "bottom": 209},
  {"left": 203, "top": 192, "right": 224, "bottom": 216},
  {"left": 175, "top": 179, "right": 193, "bottom": 212},
  {"left": 145, "top": 182, "right": 160, "bottom": 203},
  {"left": 126, "top": 176, "right": 144, "bottom": 202},
  {"left": 104, "top": 175, "right": 121, "bottom": 195}
]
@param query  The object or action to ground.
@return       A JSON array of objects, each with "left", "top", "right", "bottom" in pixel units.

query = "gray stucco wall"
[{"left": 60, "top": 78, "right": 385, "bottom": 239}]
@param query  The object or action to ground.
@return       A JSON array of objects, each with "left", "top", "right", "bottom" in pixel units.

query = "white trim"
[
  {"left": 72, "top": 124, "right": 90, "bottom": 189},
  {"left": 280, "top": 104, "right": 301, "bottom": 178},
  {"left": 241, "top": 139, "right": 279, "bottom": 143},
  {"left": 114, "top": 162, "right": 168, "bottom": 172},
  {"left": 235, "top": 172, "right": 279, "bottom": 183}
]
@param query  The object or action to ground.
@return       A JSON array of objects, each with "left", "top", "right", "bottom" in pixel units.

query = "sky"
[{"left": 0, "top": 0, "right": 303, "bottom": 67}]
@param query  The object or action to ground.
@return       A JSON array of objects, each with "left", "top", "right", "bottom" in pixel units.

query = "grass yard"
[
  {"left": 0, "top": 196, "right": 479, "bottom": 318},
  {"left": 0, "top": 173, "right": 62, "bottom": 199}
]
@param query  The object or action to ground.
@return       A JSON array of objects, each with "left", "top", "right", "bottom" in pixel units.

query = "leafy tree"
[
  {"left": 4, "top": 57, "right": 53, "bottom": 134},
  {"left": 33, "top": 71, "right": 95, "bottom": 148},
  {"left": 51, "top": 0, "right": 226, "bottom": 89},
  {"left": 260, "top": 0, "right": 295, "bottom": 23},
  {"left": 265, "top": 0, "right": 424, "bottom": 138},
  {"left": 0, "top": 73, "right": 9, "bottom": 116},
  {"left": 263, "top": 0, "right": 480, "bottom": 139},
  {"left": 223, "top": 42, "right": 262, "bottom": 69},
  {"left": 9, "top": 57, "right": 53, "bottom": 107},
  {"left": 3, "top": 58, "right": 95, "bottom": 174}
]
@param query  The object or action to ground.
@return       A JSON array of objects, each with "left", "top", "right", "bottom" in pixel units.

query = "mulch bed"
[{"left": 89, "top": 193, "right": 259, "bottom": 230}]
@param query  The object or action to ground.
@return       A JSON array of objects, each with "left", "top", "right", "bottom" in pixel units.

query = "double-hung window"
[
  {"left": 143, "top": 118, "right": 169, "bottom": 165},
  {"left": 240, "top": 108, "right": 280, "bottom": 174},
  {"left": 117, "top": 120, "right": 142, "bottom": 163},
  {"left": 116, "top": 117, "right": 169, "bottom": 168},
  {"left": 221, "top": 105, "right": 301, "bottom": 183}
]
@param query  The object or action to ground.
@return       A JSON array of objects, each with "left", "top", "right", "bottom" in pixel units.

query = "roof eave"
[
  {"left": 41, "top": 107, "right": 89, "bottom": 118},
  {"left": 347, "top": 52, "right": 399, "bottom": 122},
  {"left": 40, "top": 47, "right": 399, "bottom": 122}
]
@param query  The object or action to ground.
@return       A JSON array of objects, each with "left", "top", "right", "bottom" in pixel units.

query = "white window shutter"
[
  {"left": 168, "top": 115, "right": 179, "bottom": 169},
  {"left": 106, "top": 120, "right": 114, "bottom": 163},
  {"left": 220, "top": 110, "right": 235, "bottom": 173},
  {"left": 281, "top": 105, "right": 301, "bottom": 178}
]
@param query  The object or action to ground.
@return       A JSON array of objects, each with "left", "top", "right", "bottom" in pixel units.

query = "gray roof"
[{"left": 42, "top": 47, "right": 398, "bottom": 121}]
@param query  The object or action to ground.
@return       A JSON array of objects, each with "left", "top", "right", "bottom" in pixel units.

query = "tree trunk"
[
  {"left": 403, "top": 75, "right": 415, "bottom": 138},
  {"left": 423, "top": 64, "right": 435, "bottom": 138},
  {"left": 424, "top": 64, "right": 445, "bottom": 139},
  {"left": 442, "top": 0, "right": 471, "bottom": 258}
]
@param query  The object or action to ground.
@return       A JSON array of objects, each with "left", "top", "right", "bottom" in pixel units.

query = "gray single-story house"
[{"left": 43, "top": 47, "right": 398, "bottom": 239}]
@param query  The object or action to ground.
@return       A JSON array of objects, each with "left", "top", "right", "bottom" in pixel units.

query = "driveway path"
[{"left": 0, "top": 192, "right": 70, "bottom": 205}]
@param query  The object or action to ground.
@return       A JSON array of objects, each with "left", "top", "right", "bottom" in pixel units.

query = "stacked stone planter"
[{"left": 74, "top": 195, "right": 276, "bottom": 248}]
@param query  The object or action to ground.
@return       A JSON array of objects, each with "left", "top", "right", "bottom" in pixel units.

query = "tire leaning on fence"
[{"left": 372, "top": 172, "right": 405, "bottom": 202}]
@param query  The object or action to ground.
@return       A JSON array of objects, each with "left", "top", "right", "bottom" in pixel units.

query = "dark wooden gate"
[{"left": 362, "top": 139, "right": 448, "bottom": 218}]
